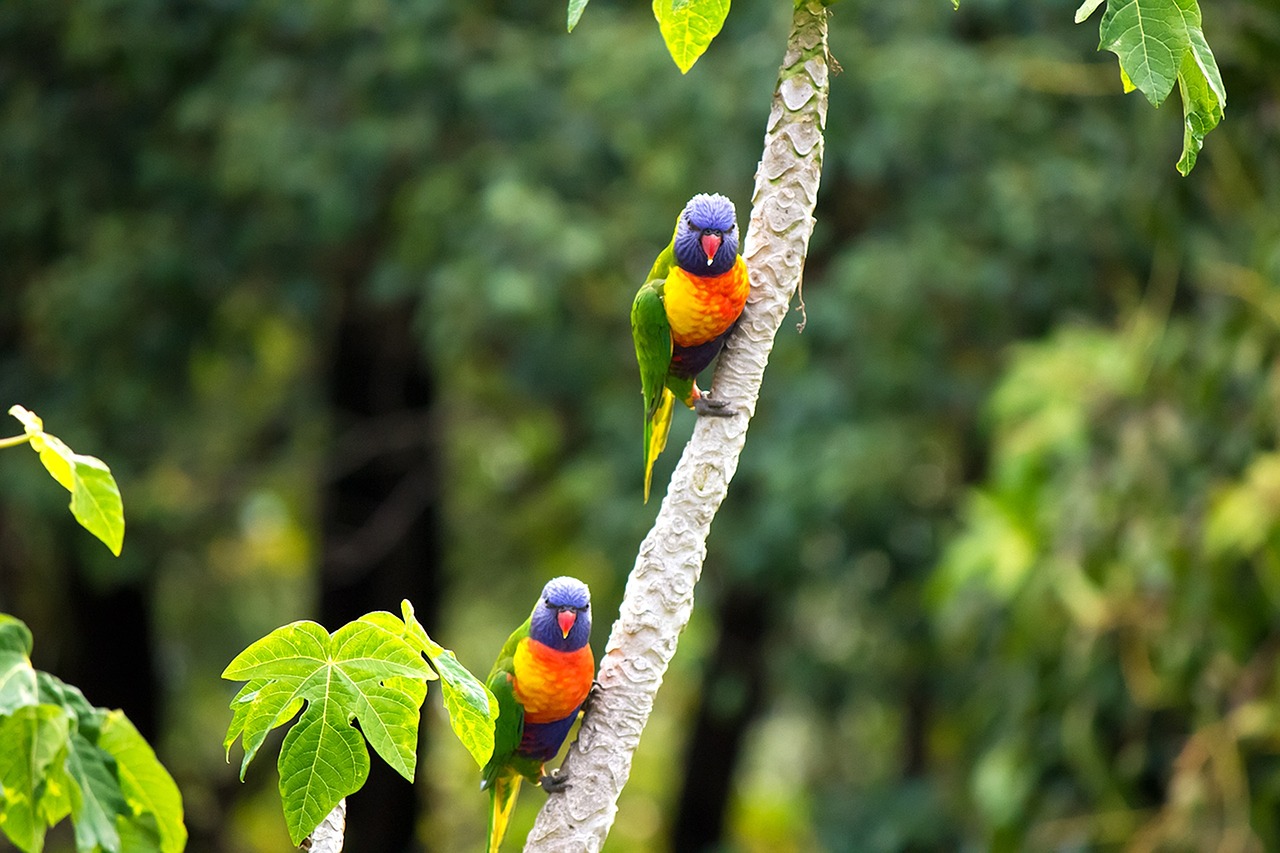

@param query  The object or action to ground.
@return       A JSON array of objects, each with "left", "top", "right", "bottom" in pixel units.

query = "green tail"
[
  {"left": 486, "top": 771, "right": 523, "bottom": 853},
  {"left": 644, "top": 388, "right": 675, "bottom": 503}
]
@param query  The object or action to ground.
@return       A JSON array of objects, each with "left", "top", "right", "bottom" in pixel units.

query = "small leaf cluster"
[
  {"left": 570, "top": 0, "right": 731, "bottom": 74},
  {"left": 222, "top": 600, "right": 497, "bottom": 845},
  {"left": 0, "top": 615, "right": 185, "bottom": 853},
  {"left": 3, "top": 406, "right": 125, "bottom": 556},
  {"left": 570, "top": 0, "right": 1225, "bottom": 172},
  {"left": 1076, "top": 0, "right": 1225, "bottom": 174}
]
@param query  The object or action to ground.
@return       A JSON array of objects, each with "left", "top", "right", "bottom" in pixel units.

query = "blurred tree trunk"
[
  {"left": 63, "top": 572, "right": 161, "bottom": 739},
  {"left": 318, "top": 289, "right": 443, "bottom": 852},
  {"left": 671, "top": 585, "right": 768, "bottom": 852},
  {"left": 526, "top": 2, "right": 831, "bottom": 849}
]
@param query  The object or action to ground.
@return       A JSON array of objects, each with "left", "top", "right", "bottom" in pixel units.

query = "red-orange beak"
[
  {"left": 557, "top": 610, "right": 577, "bottom": 639},
  {"left": 700, "top": 232, "right": 721, "bottom": 264}
]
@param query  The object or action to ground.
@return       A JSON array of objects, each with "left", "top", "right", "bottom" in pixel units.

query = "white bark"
[
  {"left": 524, "top": 3, "right": 831, "bottom": 850},
  {"left": 302, "top": 799, "right": 347, "bottom": 853}
]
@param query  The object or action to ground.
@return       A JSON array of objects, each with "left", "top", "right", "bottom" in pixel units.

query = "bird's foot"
[
  {"left": 692, "top": 393, "right": 736, "bottom": 417},
  {"left": 581, "top": 679, "right": 603, "bottom": 714},
  {"left": 540, "top": 770, "right": 571, "bottom": 793}
]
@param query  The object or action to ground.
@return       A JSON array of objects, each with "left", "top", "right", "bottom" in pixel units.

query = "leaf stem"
[{"left": 0, "top": 434, "right": 31, "bottom": 450}]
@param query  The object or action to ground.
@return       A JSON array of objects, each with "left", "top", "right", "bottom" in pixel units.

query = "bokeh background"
[{"left": 4, "top": 0, "right": 1280, "bottom": 850}]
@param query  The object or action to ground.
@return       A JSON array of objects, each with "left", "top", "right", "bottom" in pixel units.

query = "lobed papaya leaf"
[{"left": 222, "top": 617, "right": 433, "bottom": 845}]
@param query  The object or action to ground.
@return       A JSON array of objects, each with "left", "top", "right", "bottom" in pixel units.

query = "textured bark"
[
  {"left": 303, "top": 799, "right": 347, "bottom": 853},
  {"left": 524, "top": 4, "right": 831, "bottom": 850}
]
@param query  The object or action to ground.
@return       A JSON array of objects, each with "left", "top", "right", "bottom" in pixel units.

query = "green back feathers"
[
  {"left": 643, "top": 239, "right": 675, "bottom": 286},
  {"left": 483, "top": 618, "right": 530, "bottom": 787},
  {"left": 632, "top": 280, "right": 674, "bottom": 503},
  {"left": 483, "top": 618, "right": 531, "bottom": 853}
]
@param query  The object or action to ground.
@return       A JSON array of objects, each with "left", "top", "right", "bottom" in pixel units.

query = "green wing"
[
  {"left": 631, "top": 281, "right": 672, "bottom": 425},
  {"left": 632, "top": 244, "right": 677, "bottom": 502},
  {"left": 643, "top": 239, "right": 675, "bottom": 287},
  {"left": 482, "top": 618, "right": 530, "bottom": 787}
]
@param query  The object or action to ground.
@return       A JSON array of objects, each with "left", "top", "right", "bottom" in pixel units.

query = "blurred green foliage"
[{"left": 3, "top": 0, "right": 1280, "bottom": 850}]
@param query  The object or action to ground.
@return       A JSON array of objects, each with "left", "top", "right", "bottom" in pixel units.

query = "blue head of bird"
[
  {"left": 529, "top": 576, "right": 592, "bottom": 652},
  {"left": 673, "top": 193, "right": 739, "bottom": 277}
]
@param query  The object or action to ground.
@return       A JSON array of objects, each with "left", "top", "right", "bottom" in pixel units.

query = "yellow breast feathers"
[{"left": 663, "top": 257, "right": 749, "bottom": 348}]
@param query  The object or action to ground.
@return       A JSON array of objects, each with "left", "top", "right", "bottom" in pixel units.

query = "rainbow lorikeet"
[
  {"left": 631, "top": 193, "right": 750, "bottom": 502},
  {"left": 481, "top": 576, "right": 594, "bottom": 853}
]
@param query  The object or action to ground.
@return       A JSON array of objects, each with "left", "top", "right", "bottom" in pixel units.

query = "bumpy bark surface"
[
  {"left": 304, "top": 799, "right": 346, "bottom": 853},
  {"left": 525, "top": 4, "right": 831, "bottom": 850}
]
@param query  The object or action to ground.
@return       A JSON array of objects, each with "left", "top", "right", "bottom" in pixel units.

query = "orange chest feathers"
[
  {"left": 511, "top": 637, "right": 595, "bottom": 724},
  {"left": 663, "top": 257, "right": 750, "bottom": 348}
]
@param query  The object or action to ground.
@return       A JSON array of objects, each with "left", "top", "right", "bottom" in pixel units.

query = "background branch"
[{"left": 524, "top": 3, "right": 831, "bottom": 849}]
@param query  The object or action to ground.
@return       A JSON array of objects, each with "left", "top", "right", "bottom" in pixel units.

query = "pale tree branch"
[
  {"left": 524, "top": 3, "right": 831, "bottom": 850},
  {"left": 302, "top": 799, "right": 347, "bottom": 853}
]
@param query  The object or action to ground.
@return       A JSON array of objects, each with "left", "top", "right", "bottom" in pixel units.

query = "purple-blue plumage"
[
  {"left": 670, "top": 323, "right": 742, "bottom": 379},
  {"left": 528, "top": 576, "right": 592, "bottom": 652},
  {"left": 519, "top": 715, "right": 580, "bottom": 761},
  {"left": 673, "top": 193, "right": 740, "bottom": 277}
]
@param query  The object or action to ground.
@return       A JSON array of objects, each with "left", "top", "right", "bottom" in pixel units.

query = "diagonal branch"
[{"left": 524, "top": 3, "right": 831, "bottom": 849}]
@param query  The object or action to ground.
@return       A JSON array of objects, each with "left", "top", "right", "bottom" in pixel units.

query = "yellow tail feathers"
[
  {"left": 487, "top": 772, "right": 523, "bottom": 853},
  {"left": 643, "top": 388, "right": 676, "bottom": 503}
]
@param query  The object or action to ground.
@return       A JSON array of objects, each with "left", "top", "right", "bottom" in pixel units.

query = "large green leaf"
[
  {"left": 401, "top": 600, "right": 498, "bottom": 768},
  {"left": 63, "top": 735, "right": 124, "bottom": 853},
  {"left": 0, "top": 620, "right": 180, "bottom": 853},
  {"left": 0, "top": 615, "right": 38, "bottom": 715},
  {"left": 1174, "top": 24, "right": 1225, "bottom": 174},
  {"left": 7, "top": 406, "right": 125, "bottom": 556},
  {"left": 1080, "top": 0, "right": 1224, "bottom": 174},
  {"left": 652, "top": 0, "right": 731, "bottom": 74},
  {"left": 0, "top": 704, "right": 70, "bottom": 853},
  {"left": 34, "top": 675, "right": 103, "bottom": 739},
  {"left": 222, "top": 618, "right": 433, "bottom": 845},
  {"left": 277, "top": 693, "right": 369, "bottom": 846},
  {"left": 98, "top": 712, "right": 187, "bottom": 853},
  {"left": 68, "top": 456, "right": 125, "bottom": 558}
]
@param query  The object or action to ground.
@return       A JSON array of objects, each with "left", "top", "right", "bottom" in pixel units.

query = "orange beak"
[
  {"left": 557, "top": 610, "right": 577, "bottom": 639},
  {"left": 700, "top": 232, "right": 721, "bottom": 264}
]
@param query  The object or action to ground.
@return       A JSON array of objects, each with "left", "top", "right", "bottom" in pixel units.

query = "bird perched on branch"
[
  {"left": 631, "top": 192, "right": 749, "bottom": 502},
  {"left": 482, "top": 576, "right": 594, "bottom": 853}
]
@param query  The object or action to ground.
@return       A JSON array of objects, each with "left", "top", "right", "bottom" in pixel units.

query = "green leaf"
[
  {"left": 223, "top": 618, "right": 434, "bottom": 845},
  {"left": 401, "top": 600, "right": 497, "bottom": 768},
  {"left": 98, "top": 712, "right": 187, "bottom": 853},
  {"left": 1174, "top": 24, "right": 1225, "bottom": 175},
  {"left": 1091, "top": 0, "right": 1224, "bottom": 173},
  {"left": 69, "top": 456, "right": 125, "bottom": 556},
  {"left": 34, "top": 674, "right": 104, "bottom": 740},
  {"left": 0, "top": 615, "right": 39, "bottom": 715},
  {"left": 7, "top": 406, "right": 125, "bottom": 555},
  {"left": 0, "top": 622, "right": 176, "bottom": 853},
  {"left": 222, "top": 682, "right": 255, "bottom": 762},
  {"left": 1098, "top": 0, "right": 1185, "bottom": 105},
  {"left": 63, "top": 734, "right": 124, "bottom": 853},
  {"left": 0, "top": 704, "right": 71, "bottom": 853},
  {"left": 236, "top": 682, "right": 305, "bottom": 781},
  {"left": 399, "top": 600, "right": 443, "bottom": 657},
  {"left": 567, "top": 0, "right": 589, "bottom": 32},
  {"left": 278, "top": 694, "right": 369, "bottom": 846},
  {"left": 10, "top": 406, "right": 73, "bottom": 493},
  {"left": 1074, "top": 0, "right": 1106, "bottom": 24},
  {"left": 652, "top": 0, "right": 731, "bottom": 74},
  {"left": 433, "top": 651, "right": 498, "bottom": 768}
]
